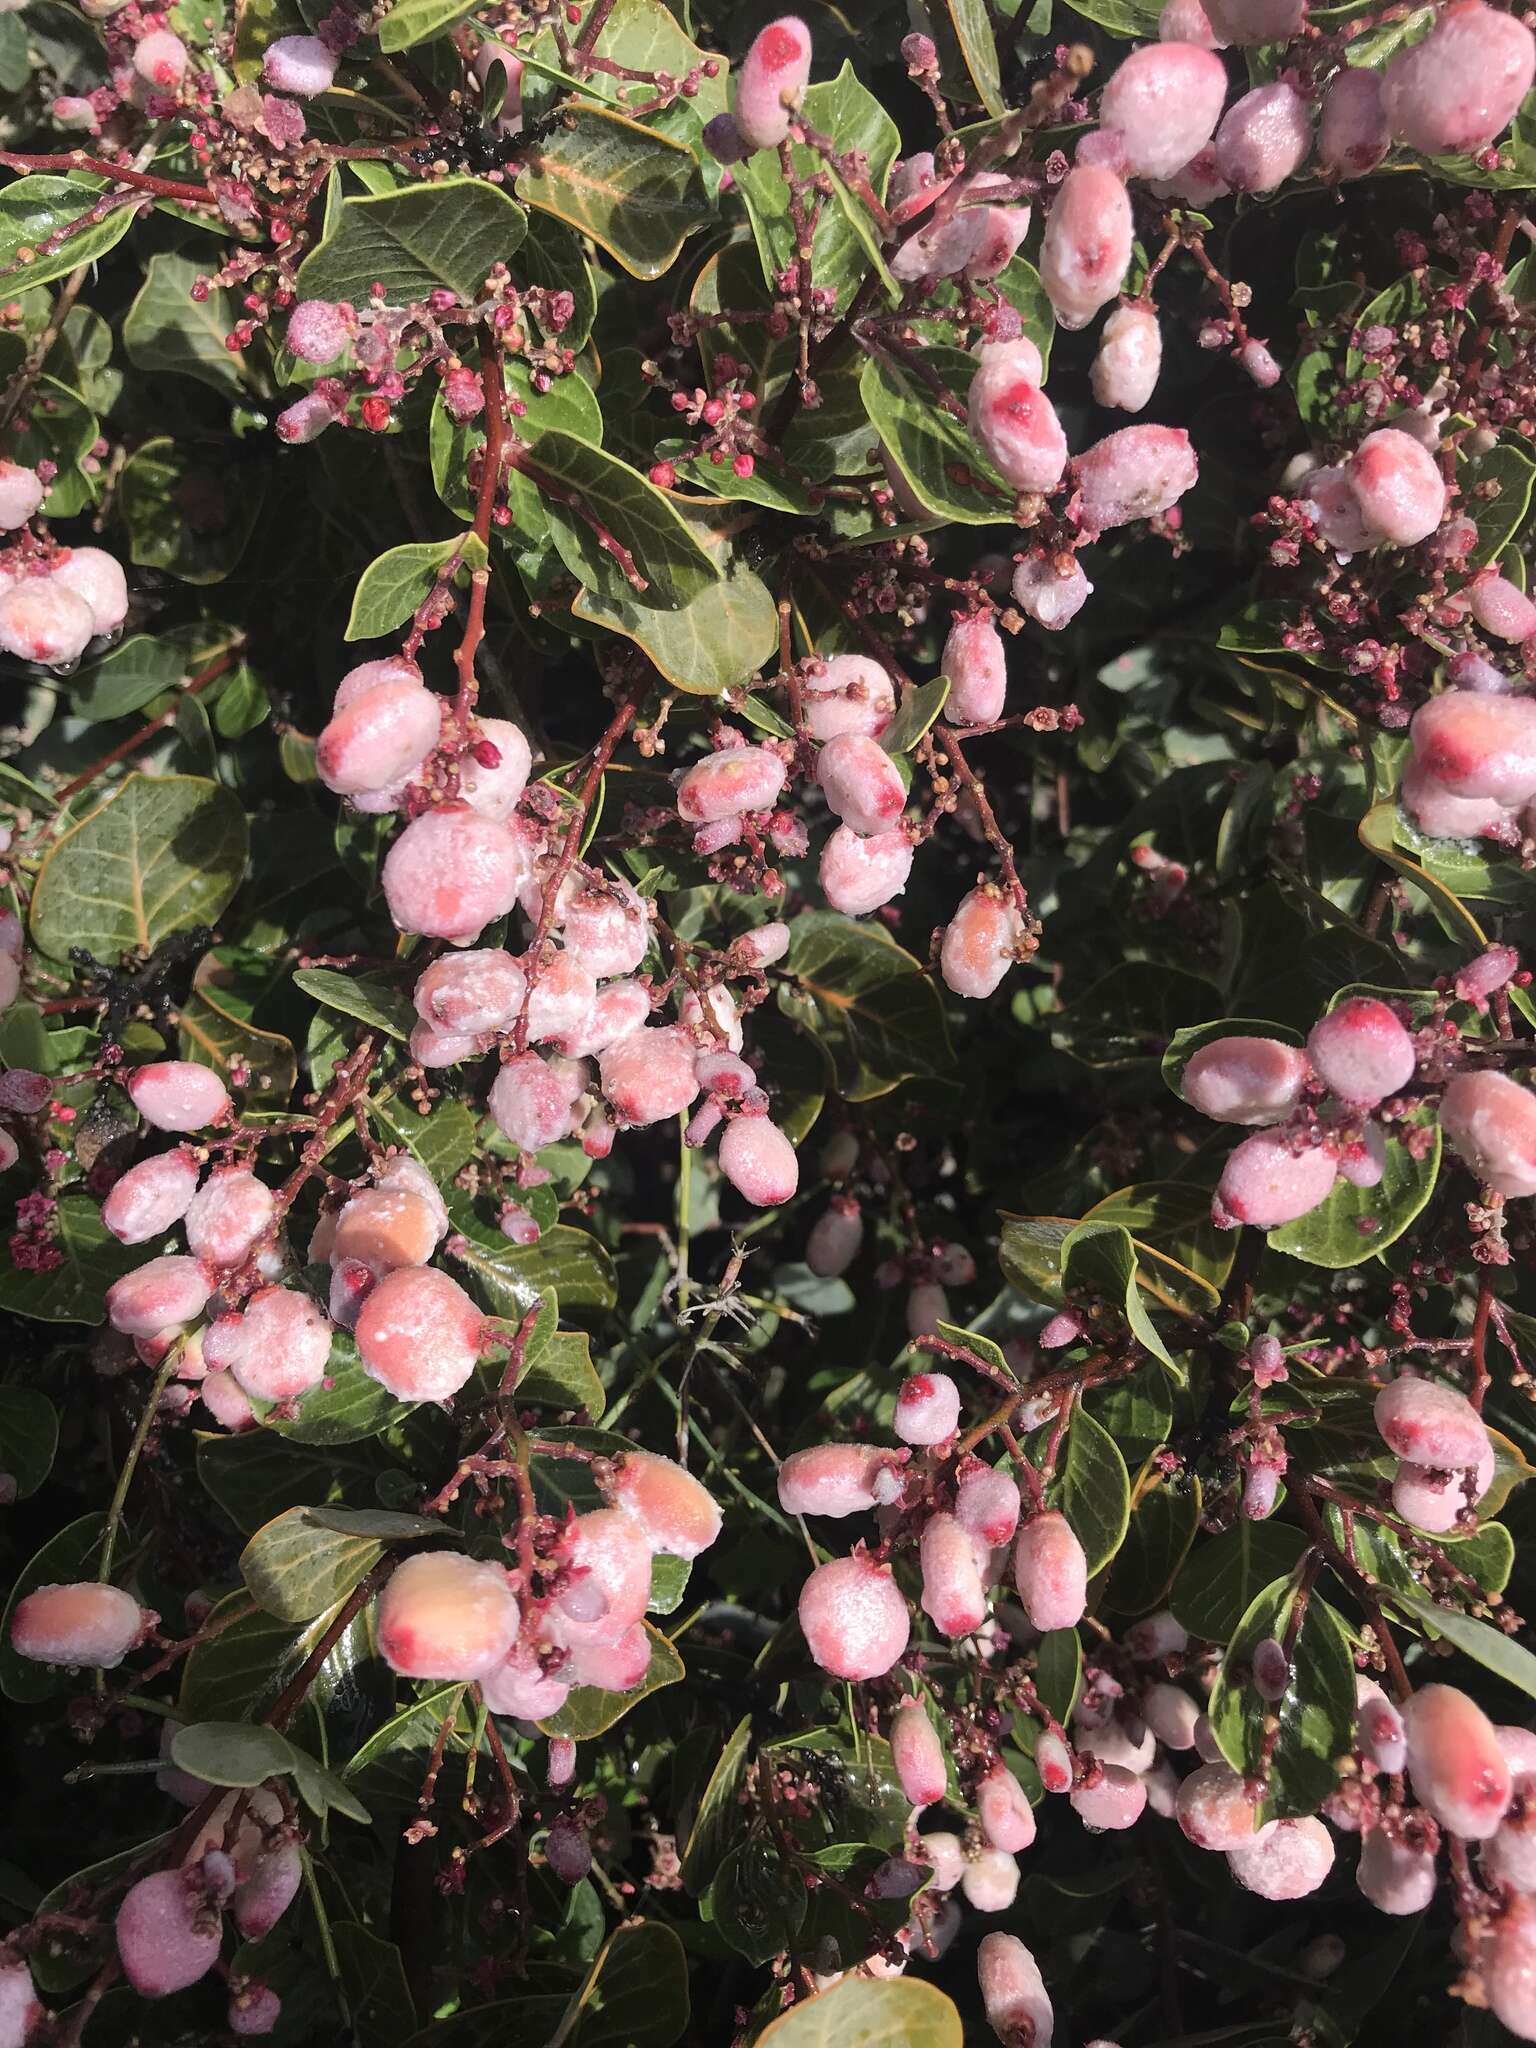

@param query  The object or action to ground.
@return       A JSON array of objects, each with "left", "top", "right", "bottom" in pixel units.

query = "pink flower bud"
[
  {"left": 355, "top": 1265, "right": 485, "bottom": 1402},
  {"left": 1041, "top": 166, "right": 1133, "bottom": 331},
  {"left": 1403, "top": 1683, "right": 1512, "bottom": 1839},
  {"left": 734, "top": 15, "right": 813, "bottom": 152},
  {"left": 263, "top": 33, "right": 337, "bottom": 97},
  {"left": 1013, "top": 1510, "right": 1087, "bottom": 1631},
  {"left": 1214, "top": 1131, "right": 1338, "bottom": 1227},
  {"left": 1075, "top": 425, "right": 1198, "bottom": 530},
  {"left": 1181, "top": 1034, "right": 1309, "bottom": 1125},
  {"left": 798, "top": 1552, "right": 910, "bottom": 1679},
  {"left": 1100, "top": 44, "right": 1229, "bottom": 179},
  {"left": 1381, "top": 0, "right": 1534, "bottom": 155},
  {"left": 891, "top": 1697, "right": 948, "bottom": 1805}
]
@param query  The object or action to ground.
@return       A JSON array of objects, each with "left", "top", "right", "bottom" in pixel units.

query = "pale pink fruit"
[
  {"left": 1091, "top": 303, "right": 1163, "bottom": 413},
  {"left": 1307, "top": 996, "right": 1415, "bottom": 1106},
  {"left": 679, "top": 984, "right": 743, "bottom": 1053},
  {"left": 1013, "top": 551, "right": 1093, "bottom": 629},
  {"left": 891, "top": 207, "right": 990, "bottom": 283},
  {"left": 102, "top": 1150, "right": 201, "bottom": 1245},
  {"left": 10, "top": 1580, "right": 145, "bottom": 1666},
  {"left": 1500, "top": 1727, "right": 1536, "bottom": 1774},
  {"left": 820, "top": 824, "right": 914, "bottom": 916},
  {"left": 906, "top": 1280, "right": 949, "bottom": 1340},
  {"left": 778, "top": 1443, "right": 907, "bottom": 1518},
  {"left": 917, "top": 1830, "right": 966, "bottom": 1889},
  {"left": 1228, "top": 1816, "right": 1334, "bottom": 1898},
  {"left": 51, "top": 547, "right": 128, "bottom": 636},
  {"left": 229, "top": 1982, "right": 282, "bottom": 2035},
  {"left": 1215, "top": 82, "right": 1313, "bottom": 191},
  {"left": 941, "top": 887, "right": 1024, "bottom": 998},
  {"left": 956, "top": 1464, "right": 1021, "bottom": 1550},
  {"left": 1143, "top": 1682, "right": 1201, "bottom": 1750},
  {"left": 234, "top": 1842, "right": 301, "bottom": 1941},
  {"left": 734, "top": 14, "right": 812, "bottom": 152},
  {"left": 116, "top": 1870, "right": 221, "bottom": 1997},
  {"left": 0, "top": 578, "right": 93, "bottom": 665},
  {"left": 415, "top": 949, "right": 525, "bottom": 1036},
  {"left": 1484, "top": 1778, "right": 1536, "bottom": 1890},
  {"left": 286, "top": 299, "right": 350, "bottom": 363},
  {"left": 458, "top": 716, "right": 532, "bottom": 821},
  {"left": 263, "top": 32, "right": 337, "bottom": 96},
  {"left": 807, "top": 1196, "right": 863, "bottom": 1274},
  {"left": 227, "top": 1287, "right": 332, "bottom": 1402},
  {"left": 544, "top": 872, "right": 648, "bottom": 978},
  {"left": 1357, "top": 1824, "right": 1438, "bottom": 1912},
  {"left": 1303, "top": 463, "right": 1377, "bottom": 554},
  {"left": 1100, "top": 44, "right": 1229, "bottom": 178},
  {"left": 888, "top": 151, "right": 951, "bottom": 224},
  {"left": 1468, "top": 570, "right": 1536, "bottom": 643},
  {"left": 720, "top": 1115, "right": 798, "bottom": 1206},
  {"left": 1077, "top": 424, "right": 1198, "bottom": 530},
  {"left": 599, "top": 1025, "right": 699, "bottom": 1126},
  {"left": 563, "top": 1621, "right": 651, "bottom": 1691},
  {"left": 1239, "top": 339, "right": 1282, "bottom": 387},
  {"left": 1072, "top": 1764, "right": 1148, "bottom": 1831},
  {"left": 802, "top": 653, "right": 897, "bottom": 742},
  {"left": 0, "top": 460, "right": 43, "bottom": 529},
  {"left": 978, "top": 1759, "right": 1038, "bottom": 1851},
  {"left": 977, "top": 1933, "right": 1053, "bottom": 2046},
  {"left": 1013, "top": 1511, "right": 1088, "bottom": 1631},
  {"left": 1382, "top": 0, "right": 1534, "bottom": 154},
  {"left": 1215, "top": 1131, "right": 1338, "bottom": 1227},
  {"left": 1413, "top": 691, "right": 1536, "bottom": 804},
  {"left": 1181, "top": 1035, "right": 1309, "bottom": 1124},
  {"left": 1076, "top": 1713, "right": 1155, "bottom": 1774},
  {"left": 962, "top": 1847, "right": 1021, "bottom": 1912},
  {"left": 1177, "top": 1761, "right": 1264, "bottom": 1849},
  {"left": 1160, "top": 0, "right": 1225, "bottom": 42},
  {"left": 1127, "top": 1610, "right": 1187, "bottom": 1660},
  {"left": 975, "top": 332, "right": 1045, "bottom": 387},
  {"left": 1403, "top": 1682, "right": 1512, "bottom": 1839},
  {"left": 105, "top": 1254, "right": 211, "bottom": 1336},
  {"left": 1402, "top": 760, "right": 1513, "bottom": 838},
  {"left": 185, "top": 1168, "right": 275, "bottom": 1268},
  {"left": 333, "top": 1186, "right": 441, "bottom": 1278},
  {"left": 1487, "top": 1909, "right": 1536, "bottom": 2037},
  {"left": 1203, "top": 0, "right": 1305, "bottom": 41},
  {"left": 677, "top": 745, "right": 786, "bottom": 823},
  {"left": 551, "top": 1509, "right": 652, "bottom": 1647},
  {"left": 0, "top": 1959, "right": 42, "bottom": 2044},
  {"left": 896, "top": 1373, "right": 961, "bottom": 1445},
  {"left": 378, "top": 1551, "right": 519, "bottom": 1678},
  {"left": 816, "top": 733, "right": 907, "bottom": 837},
  {"left": 521, "top": 950, "right": 598, "bottom": 1048},
  {"left": 604, "top": 1448, "right": 721, "bottom": 1559},
  {"left": 382, "top": 804, "right": 529, "bottom": 943},
  {"left": 334, "top": 655, "right": 421, "bottom": 710},
  {"left": 317, "top": 676, "right": 440, "bottom": 797},
  {"left": 968, "top": 345, "right": 1069, "bottom": 492},
  {"left": 555, "top": 977, "right": 651, "bottom": 1058},
  {"left": 1374, "top": 1374, "right": 1491, "bottom": 1470},
  {"left": 1041, "top": 166, "right": 1133, "bottom": 331},
  {"left": 355, "top": 1265, "right": 485, "bottom": 1402},
  {"left": 1393, "top": 1444, "right": 1494, "bottom": 1530},
  {"left": 480, "top": 1641, "right": 571, "bottom": 1717},
  {"left": 201, "top": 1368, "right": 256, "bottom": 1430},
  {"left": 943, "top": 614, "right": 1008, "bottom": 725},
  {"left": 920, "top": 1512, "right": 987, "bottom": 1637},
  {"left": 133, "top": 28, "right": 187, "bottom": 88},
  {"left": 892, "top": 1697, "right": 949, "bottom": 1806},
  {"left": 799, "top": 1552, "right": 910, "bottom": 1679},
  {"left": 489, "top": 1051, "right": 586, "bottom": 1152},
  {"left": 128, "top": 1061, "right": 230, "bottom": 1132},
  {"left": 1347, "top": 428, "right": 1446, "bottom": 547},
  {"left": 1034, "top": 1731, "right": 1073, "bottom": 1795},
  {"left": 964, "top": 205, "right": 1032, "bottom": 283}
]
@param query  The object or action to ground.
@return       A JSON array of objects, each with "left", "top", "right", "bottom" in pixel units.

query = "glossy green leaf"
[
  {"left": 539, "top": 1622, "right": 684, "bottom": 1739},
  {"left": 516, "top": 105, "right": 709, "bottom": 281},
  {"left": 296, "top": 180, "right": 527, "bottom": 305},
  {"left": 1267, "top": 1114, "right": 1441, "bottom": 1269},
  {"left": 346, "top": 534, "right": 488, "bottom": 643},
  {"left": 1209, "top": 1578, "right": 1357, "bottom": 1817},
  {"left": 778, "top": 911, "right": 952, "bottom": 1101},
  {"left": 0, "top": 176, "right": 136, "bottom": 292},
  {"left": 0, "top": 1387, "right": 57, "bottom": 1500},
  {"left": 756, "top": 1978, "right": 963, "bottom": 2047},
  {"left": 1048, "top": 1405, "right": 1131, "bottom": 1577},
  {"left": 1171, "top": 1519, "right": 1310, "bottom": 1642}
]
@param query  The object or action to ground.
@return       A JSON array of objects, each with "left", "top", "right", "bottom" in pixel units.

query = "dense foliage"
[{"left": 8, "top": 0, "right": 1536, "bottom": 2042}]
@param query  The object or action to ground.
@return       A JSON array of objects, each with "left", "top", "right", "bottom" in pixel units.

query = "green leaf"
[
  {"left": 778, "top": 911, "right": 952, "bottom": 1102},
  {"left": 0, "top": 176, "right": 137, "bottom": 292},
  {"left": 524, "top": 429, "right": 720, "bottom": 607},
  {"left": 346, "top": 534, "right": 488, "bottom": 643},
  {"left": 943, "top": 0, "right": 1006, "bottom": 113},
  {"left": 1062, "top": 1220, "right": 1182, "bottom": 1379},
  {"left": 564, "top": 1919, "right": 690, "bottom": 2048},
  {"left": 1063, "top": 0, "right": 1160, "bottom": 32},
  {"left": 334, "top": 1923, "right": 418, "bottom": 2045},
  {"left": 240, "top": 1505, "right": 410, "bottom": 1622},
  {"left": 123, "top": 252, "right": 252, "bottom": 397},
  {"left": 539, "top": 1621, "right": 684, "bottom": 1738},
  {"left": 292, "top": 966, "right": 415, "bottom": 1041},
  {"left": 266, "top": 1332, "right": 405, "bottom": 1446},
  {"left": 710, "top": 1834, "right": 807, "bottom": 1966},
  {"left": 180, "top": 950, "right": 298, "bottom": 1109},
  {"left": 296, "top": 179, "right": 528, "bottom": 306},
  {"left": 880, "top": 677, "right": 951, "bottom": 756},
  {"left": 1048, "top": 1406, "right": 1130, "bottom": 1577},
  {"left": 1171, "top": 1519, "right": 1310, "bottom": 1641},
  {"left": 571, "top": 548, "right": 778, "bottom": 695},
  {"left": 179, "top": 1592, "right": 371, "bottom": 1721},
  {"left": 934, "top": 1319, "right": 1021, "bottom": 1388},
  {"left": 31, "top": 773, "right": 247, "bottom": 964},
  {"left": 71, "top": 635, "right": 187, "bottom": 722},
  {"left": 1391, "top": 1586, "right": 1536, "bottom": 1700},
  {"left": 1267, "top": 1114, "right": 1441, "bottom": 1269},
  {"left": 170, "top": 1719, "right": 296, "bottom": 1788},
  {"left": 449, "top": 1205, "right": 618, "bottom": 1321},
  {"left": 1209, "top": 1578, "right": 1357, "bottom": 1818},
  {"left": 517, "top": 1327, "right": 607, "bottom": 1417},
  {"left": 120, "top": 437, "right": 265, "bottom": 584},
  {"left": 370, "top": 1091, "right": 481, "bottom": 1188},
  {"left": 516, "top": 105, "right": 710, "bottom": 281},
  {"left": 681, "top": 1714, "right": 752, "bottom": 1895},
  {"left": 1465, "top": 440, "right": 1536, "bottom": 569},
  {"left": 0, "top": 1386, "right": 57, "bottom": 1499},
  {"left": 0, "top": 1194, "right": 140, "bottom": 1326},
  {"left": 756, "top": 1978, "right": 963, "bottom": 2047},
  {"left": 861, "top": 347, "right": 1011, "bottom": 524},
  {"left": 1107, "top": 1466, "right": 1202, "bottom": 1615},
  {"left": 0, "top": 1514, "right": 105, "bottom": 1704},
  {"left": 377, "top": 0, "right": 478, "bottom": 48},
  {"left": 997, "top": 1213, "right": 1073, "bottom": 1308}
]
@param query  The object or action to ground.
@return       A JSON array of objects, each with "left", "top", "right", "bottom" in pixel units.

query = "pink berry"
[
  {"left": 0, "top": 460, "right": 43, "bottom": 530},
  {"left": 599, "top": 1025, "right": 699, "bottom": 1126},
  {"left": 1357, "top": 1823, "right": 1437, "bottom": 1912},
  {"left": 1217, "top": 81, "right": 1315, "bottom": 190},
  {"left": 819, "top": 823, "right": 914, "bottom": 916},
  {"left": 556, "top": 977, "right": 651, "bottom": 1058},
  {"left": 263, "top": 32, "right": 337, "bottom": 96},
  {"left": 226, "top": 1286, "right": 332, "bottom": 1402},
  {"left": 1040, "top": 166, "right": 1133, "bottom": 332},
  {"left": 543, "top": 872, "right": 648, "bottom": 979},
  {"left": 383, "top": 804, "right": 529, "bottom": 943},
  {"left": 51, "top": 548, "right": 128, "bottom": 636},
  {"left": 415, "top": 949, "right": 525, "bottom": 1036},
  {"left": 563, "top": 1621, "right": 651, "bottom": 1691},
  {"left": 1374, "top": 1374, "right": 1491, "bottom": 1471},
  {"left": 1182, "top": 1035, "right": 1310, "bottom": 1125},
  {"left": 102, "top": 1150, "right": 201, "bottom": 1245},
  {"left": 1239, "top": 338, "right": 1282, "bottom": 387},
  {"left": 778, "top": 1443, "right": 907, "bottom": 1518},
  {"left": 1012, "top": 1511, "right": 1087, "bottom": 1631},
  {"left": 1382, "top": 0, "right": 1534, "bottom": 154},
  {"left": 967, "top": 344, "right": 1070, "bottom": 492},
  {"left": 798, "top": 1552, "right": 911, "bottom": 1679},
  {"left": 977, "top": 1933, "right": 1053, "bottom": 2047},
  {"left": 115, "top": 1869, "right": 221, "bottom": 1998},
  {"left": 458, "top": 715, "right": 531, "bottom": 820},
  {"left": 1393, "top": 1444, "right": 1494, "bottom": 1529},
  {"left": 333, "top": 1184, "right": 443, "bottom": 1277},
  {"left": 978, "top": 1759, "right": 1038, "bottom": 1851},
  {"left": 918, "top": 1830, "right": 967, "bottom": 1889},
  {"left": 942, "top": 614, "right": 1008, "bottom": 726},
  {"left": 10, "top": 1580, "right": 145, "bottom": 1667},
  {"left": 1071, "top": 1763, "right": 1147, "bottom": 1831},
  {"left": 127, "top": 1060, "right": 231, "bottom": 1132},
  {"left": 1214, "top": 1131, "right": 1338, "bottom": 1227},
  {"left": 521, "top": 950, "right": 599, "bottom": 1048},
  {"left": 604, "top": 1448, "right": 721, "bottom": 1559},
  {"left": 1100, "top": 44, "right": 1229, "bottom": 179},
  {"left": 276, "top": 393, "right": 341, "bottom": 444},
  {"left": 799, "top": 653, "right": 897, "bottom": 742},
  {"left": 1488, "top": 1906, "right": 1536, "bottom": 2038},
  {"left": 479, "top": 1641, "right": 571, "bottom": 1718},
  {"left": 355, "top": 1265, "right": 485, "bottom": 1402},
  {"left": 906, "top": 1280, "right": 949, "bottom": 1339},
  {"left": 919, "top": 1511, "right": 987, "bottom": 1637},
  {"left": 940, "top": 887, "right": 1024, "bottom": 999},
  {"left": 317, "top": 675, "right": 440, "bottom": 797},
  {"left": 377, "top": 1551, "right": 520, "bottom": 1679},
  {"left": 1411, "top": 690, "right": 1536, "bottom": 803},
  {"left": 1403, "top": 1683, "right": 1512, "bottom": 1839},
  {"left": 201, "top": 1368, "right": 256, "bottom": 1431},
  {"left": 1143, "top": 1681, "right": 1201, "bottom": 1749},
  {"left": 955, "top": 1463, "right": 1021, "bottom": 1550},
  {"left": 233, "top": 1842, "right": 301, "bottom": 1941},
  {"left": 1160, "top": 0, "right": 1225, "bottom": 41},
  {"left": 962, "top": 1848, "right": 1021, "bottom": 1913},
  {"left": 806, "top": 1197, "right": 863, "bottom": 1276},
  {"left": 185, "top": 1167, "right": 275, "bottom": 1268},
  {"left": 1317, "top": 65, "right": 1390, "bottom": 179},
  {"left": 550, "top": 1508, "right": 652, "bottom": 1647},
  {"left": 1076, "top": 424, "right": 1199, "bottom": 530},
  {"left": 1347, "top": 427, "right": 1446, "bottom": 546},
  {"left": 1203, "top": 0, "right": 1305, "bottom": 41},
  {"left": 1357, "top": 1678, "right": 1408, "bottom": 1772},
  {"left": 1228, "top": 1816, "right": 1334, "bottom": 1898},
  {"left": 333, "top": 655, "right": 419, "bottom": 709},
  {"left": 1469, "top": 569, "right": 1536, "bottom": 643},
  {"left": 677, "top": 744, "right": 786, "bottom": 823},
  {"left": 1402, "top": 759, "right": 1511, "bottom": 838},
  {"left": 286, "top": 299, "right": 350, "bottom": 363},
  {"left": 133, "top": 28, "right": 187, "bottom": 88},
  {"left": 229, "top": 1982, "right": 282, "bottom": 2035},
  {"left": 0, "top": 578, "right": 96, "bottom": 666},
  {"left": 1127, "top": 1610, "right": 1188, "bottom": 1660},
  {"left": 895, "top": 1373, "right": 961, "bottom": 1445},
  {"left": 1307, "top": 996, "right": 1415, "bottom": 1106},
  {"left": 0, "top": 1960, "right": 42, "bottom": 2044},
  {"left": 892, "top": 1697, "right": 949, "bottom": 1806},
  {"left": 488, "top": 1051, "right": 586, "bottom": 1152},
  {"left": 733, "top": 14, "right": 812, "bottom": 150},
  {"left": 1013, "top": 551, "right": 1093, "bottom": 629},
  {"left": 816, "top": 733, "right": 906, "bottom": 837},
  {"left": 105, "top": 1254, "right": 211, "bottom": 1337},
  {"left": 964, "top": 203, "right": 1032, "bottom": 282},
  {"left": 1176, "top": 1761, "right": 1263, "bottom": 1849},
  {"left": 1091, "top": 303, "right": 1163, "bottom": 413},
  {"left": 719, "top": 1114, "right": 799, "bottom": 1206},
  {"left": 1485, "top": 1778, "right": 1536, "bottom": 1890}
]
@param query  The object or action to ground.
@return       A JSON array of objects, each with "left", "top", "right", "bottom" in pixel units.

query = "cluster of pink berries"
[
  {"left": 0, "top": 459, "right": 129, "bottom": 669},
  {"left": 1178, "top": 985, "right": 1536, "bottom": 1230},
  {"left": 1403, "top": 680, "right": 1536, "bottom": 846}
]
